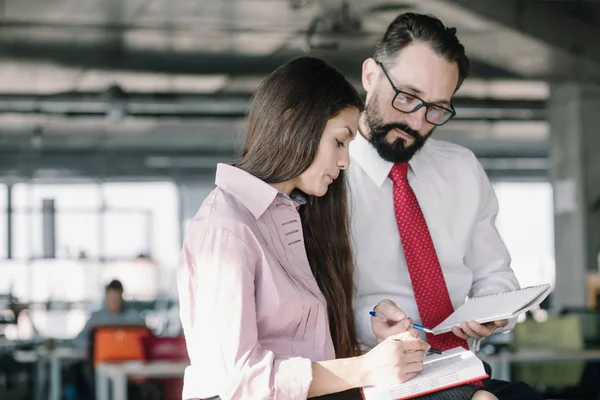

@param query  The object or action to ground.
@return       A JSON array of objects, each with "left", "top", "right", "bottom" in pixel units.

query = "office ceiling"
[{"left": 0, "top": 0, "right": 598, "bottom": 179}]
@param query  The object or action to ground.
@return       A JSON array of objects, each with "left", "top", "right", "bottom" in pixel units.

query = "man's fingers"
[
  {"left": 460, "top": 322, "right": 483, "bottom": 339},
  {"left": 374, "top": 319, "right": 409, "bottom": 337},
  {"left": 373, "top": 316, "right": 414, "bottom": 341},
  {"left": 407, "top": 327, "right": 419, "bottom": 339},
  {"left": 373, "top": 299, "right": 406, "bottom": 322},
  {"left": 397, "top": 318, "right": 413, "bottom": 330},
  {"left": 452, "top": 326, "right": 469, "bottom": 340},
  {"left": 494, "top": 319, "right": 509, "bottom": 328},
  {"left": 454, "top": 319, "right": 505, "bottom": 339},
  {"left": 468, "top": 321, "right": 494, "bottom": 337}
]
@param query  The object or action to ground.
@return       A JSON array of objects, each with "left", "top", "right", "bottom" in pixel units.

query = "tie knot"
[{"left": 389, "top": 163, "right": 409, "bottom": 184}]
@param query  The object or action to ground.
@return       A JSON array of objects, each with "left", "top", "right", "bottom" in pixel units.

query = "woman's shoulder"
[{"left": 186, "top": 186, "right": 260, "bottom": 244}]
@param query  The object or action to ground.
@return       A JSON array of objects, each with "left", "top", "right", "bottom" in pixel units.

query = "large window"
[
  {"left": 493, "top": 181, "right": 555, "bottom": 288},
  {"left": 11, "top": 183, "right": 101, "bottom": 259},
  {"left": 102, "top": 182, "right": 180, "bottom": 269},
  {"left": 3, "top": 181, "right": 179, "bottom": 303}
]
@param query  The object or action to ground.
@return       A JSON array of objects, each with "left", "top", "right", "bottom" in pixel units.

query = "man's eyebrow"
[{"left": 399, "top": 84, "right": 452, "bottom": 107}]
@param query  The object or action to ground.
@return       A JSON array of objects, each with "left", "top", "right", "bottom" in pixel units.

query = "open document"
[{"left": 361, "top": 347, "right": 488, "bottom": 400}]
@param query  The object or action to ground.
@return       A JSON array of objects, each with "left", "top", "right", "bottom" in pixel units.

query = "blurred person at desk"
[
  {"left": 67, "top": 279, "right": 146, "bottom": 399},
  {"left": 73, "top": 279, "right": 145, "bottom": 350}
]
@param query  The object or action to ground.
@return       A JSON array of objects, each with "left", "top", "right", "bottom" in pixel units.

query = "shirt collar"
[
  {"left": 349, "top": 132, "right": 423, "bottom": 188},
  {"left": 215, "top": 163, "right": 305, "bottom": 219},
  {"left": 278, "top": 191, "right": 307, "bottom": 206}
]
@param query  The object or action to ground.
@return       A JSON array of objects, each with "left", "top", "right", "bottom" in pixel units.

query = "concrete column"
[
  {"left": 6, "top": 184, "right": 12, "bottom": 259},
  {"left": 42, "top": 198, "right": 56, "bottom": 259},
  {"left": 549, "top": 83, "right": 600, "bottom": 310}
]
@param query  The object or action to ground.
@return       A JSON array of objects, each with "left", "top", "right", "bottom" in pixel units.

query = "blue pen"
[{"left": 369, "top": 311, "right": 435, "bottom": 334}]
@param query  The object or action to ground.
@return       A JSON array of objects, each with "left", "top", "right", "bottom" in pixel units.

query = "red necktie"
[{"left": 389, "top": 162, "right": 468, "bottom": 352}]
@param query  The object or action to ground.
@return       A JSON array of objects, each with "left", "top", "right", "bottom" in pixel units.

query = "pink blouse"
[{"left": 177, "top": 163, "right": 335, "bottom": 399}]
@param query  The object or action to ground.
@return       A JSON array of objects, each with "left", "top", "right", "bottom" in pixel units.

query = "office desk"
[
  {"left": 47, "top": 347, "right": 86, "bottom": 400},
  {"left": 95, "top": 361, "right": 187, "bottom": 400}
]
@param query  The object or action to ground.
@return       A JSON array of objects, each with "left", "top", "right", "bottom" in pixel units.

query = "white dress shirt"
[{"left": 348, "top": 133, "right": 520, "bottom": 349}]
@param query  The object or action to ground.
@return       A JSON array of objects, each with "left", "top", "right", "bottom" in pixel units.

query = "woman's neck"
[{"left": 270, "top": 180, "right": 295, "bottom": 196}]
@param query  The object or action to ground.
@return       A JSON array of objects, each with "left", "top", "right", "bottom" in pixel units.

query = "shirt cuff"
[
  {"left": 274, "top": 357, "right": 313, "bottom": 399},
  {"left": 469, "top": 338, "right": 482, "bottom": 352}
]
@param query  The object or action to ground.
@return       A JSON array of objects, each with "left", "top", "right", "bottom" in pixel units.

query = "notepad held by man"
[
  {"left": 361, "top": 347, "right": 488, "bottom": 400},
  {"left": 430, "top": 283, "right": 552, "bottom": 335}
]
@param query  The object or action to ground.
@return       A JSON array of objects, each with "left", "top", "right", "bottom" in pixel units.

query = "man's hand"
[
  {"left": 451, "top": 319, "right": 509, "bottom": 340},
  {"left": 371, "top": 299, "right": 418, "bottom": 343}
]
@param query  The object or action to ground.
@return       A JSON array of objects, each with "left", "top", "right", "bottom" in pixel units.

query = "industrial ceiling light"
[
  {"left": 305, "top": 0, "right": 361, "bottom": 50},
  {"left": 289, "top": 0, "right": 316, "bottom": 10}
]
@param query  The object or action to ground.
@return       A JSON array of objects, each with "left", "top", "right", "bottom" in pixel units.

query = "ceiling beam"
[
  {"left": 0, "top": 147, "right": 548, "bottom": 181},
  {"left": 0, "top": 90, "right": 547, "bottom": 121},
  {"left": 414, "top": 0, "right": 600, "bottom": 81},
  {"left": 0, "top": 37, "right": 516, "bottom": 80}
]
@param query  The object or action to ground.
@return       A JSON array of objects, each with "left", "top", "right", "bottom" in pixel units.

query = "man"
[
  {"left": 73, "top": 279, "right": 145, "bottom": 349},
  {"left": 68, "top": 279, "right": 146, "bottom": 398},
  {"left": 348, "top": 12, "right": 542, "bottom": 399}
]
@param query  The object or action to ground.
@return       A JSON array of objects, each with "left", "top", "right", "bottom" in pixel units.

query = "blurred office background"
[{"left": 0, "top": 0, "right": 599, "bottom": 399}]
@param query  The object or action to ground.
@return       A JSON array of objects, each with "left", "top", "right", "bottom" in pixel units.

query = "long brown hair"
[{"left": 235, "top": 57, "right": 363, "bottom": 358}]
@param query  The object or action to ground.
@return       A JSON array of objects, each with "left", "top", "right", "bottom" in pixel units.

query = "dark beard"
[{"left": 364, "top": 100, "right": 432, "bottom": 164}]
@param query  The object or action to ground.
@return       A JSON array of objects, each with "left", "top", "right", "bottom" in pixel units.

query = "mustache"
[{"left": 373, "top": 122, "right": 419, "bottom": 139}]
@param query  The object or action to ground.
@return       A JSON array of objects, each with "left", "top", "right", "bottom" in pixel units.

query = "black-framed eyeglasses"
[{"left": 376, "top": 61, "right": 456, "bottom": 126}]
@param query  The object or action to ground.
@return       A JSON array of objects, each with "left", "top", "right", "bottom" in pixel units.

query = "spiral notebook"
[
  {"left": 430, "top": 283, "right": 552, "bottom": 335},
  {"left": 361, "top": 347, "right": 488, "bottom": 400}
]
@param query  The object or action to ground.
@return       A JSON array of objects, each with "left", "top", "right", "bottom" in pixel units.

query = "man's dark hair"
[
  {"left": 374, "top": 12, "right": 470, "bottom": 90},
  {"left": 106, "top": 279, "right": 124, "bottom": 293}
]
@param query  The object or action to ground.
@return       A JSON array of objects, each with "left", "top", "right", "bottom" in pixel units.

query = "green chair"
[{"left": 510, "top": 314, "right": 584, "bottom": 387}]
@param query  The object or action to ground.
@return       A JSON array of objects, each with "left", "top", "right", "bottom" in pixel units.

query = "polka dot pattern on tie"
[{"left": 389, "top": 163, "right": 470, "bottom": 354}]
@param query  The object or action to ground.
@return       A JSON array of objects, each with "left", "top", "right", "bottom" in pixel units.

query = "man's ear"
[{"left": 362, "top": 58, "right": 379, "bottom": 94}]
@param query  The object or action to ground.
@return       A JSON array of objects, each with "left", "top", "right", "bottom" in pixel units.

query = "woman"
[{"left": 177, "top": 56, "right": 497, "bottom": 400}]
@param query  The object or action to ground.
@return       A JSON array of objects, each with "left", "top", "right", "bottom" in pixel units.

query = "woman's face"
[{"left": 294, "top": 107, "right": 360, "bottom": 197}]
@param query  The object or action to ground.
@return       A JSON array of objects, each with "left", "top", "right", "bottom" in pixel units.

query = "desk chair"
[
  {"left": 87, "top": 325, "right": 151, "bottom": 399},
  {"left": 140, "top": 335, "right": 188, "bottom": 400},
  {"left": 511, "top": 315, "right": 586, "bottom": 399},
  {"left": 90, "top": 325, "right": 150, "bottom": 366}
]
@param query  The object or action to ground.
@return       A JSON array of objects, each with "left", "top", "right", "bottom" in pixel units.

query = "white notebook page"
[{"left": 432, "top": 284, "right": 552, "bottom": 334}]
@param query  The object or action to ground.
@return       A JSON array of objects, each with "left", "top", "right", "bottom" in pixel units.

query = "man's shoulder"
[
  {"left": 415, "top": 139, "right": 487, "bottom": 186},
  {"left": 421, "top": 138, "right": 478, "bottom": 165},
  {"left": 122, "top": 307, "right": 142, "bottom": 318},
  {"left": 89, "top": 308, "right": 107, "bottom": 319}
]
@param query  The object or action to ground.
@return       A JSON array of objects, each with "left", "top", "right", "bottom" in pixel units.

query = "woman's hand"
[{"left": 359, "top": 332, "right": 429, "bottom": 386}]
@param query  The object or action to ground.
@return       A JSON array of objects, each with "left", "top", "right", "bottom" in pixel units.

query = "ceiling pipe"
[{"left": 0, "top": 87, "right": 547, "bottom": 121}]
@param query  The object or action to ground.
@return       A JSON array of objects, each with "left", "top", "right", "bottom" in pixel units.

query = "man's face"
[
  {"left": 361, "top": 42, "right": 459, "bottom": 163},
  {"left": 105, "top": 289, "right": 124, "bottom": 314}
]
